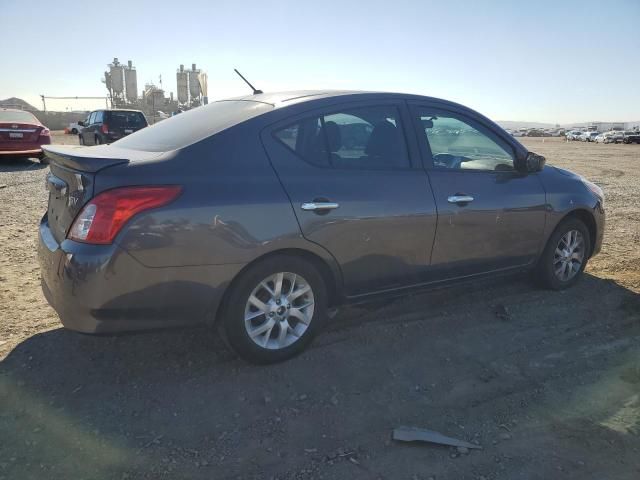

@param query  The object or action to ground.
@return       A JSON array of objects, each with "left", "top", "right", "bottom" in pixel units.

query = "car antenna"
[{"left": 234, "top": 69, "right": 263, "bottom": 95}]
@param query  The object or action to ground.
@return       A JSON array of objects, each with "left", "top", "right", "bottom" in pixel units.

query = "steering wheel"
[{"left": 433, "top": 153, "right": 464, "bottom": 169}]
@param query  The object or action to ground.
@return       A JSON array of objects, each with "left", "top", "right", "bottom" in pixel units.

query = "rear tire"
[
  {"left": 535, "top": 218, "right": 591, "bottom": 290},
  {"left": 71, "top": 128, "right": 78, "bottom": 134},
  {"left": 95, "top": 136, "right": 101, "bottom": 145},
  {"left": 221, "top": 255, "right": 328, "bottom": 364}
]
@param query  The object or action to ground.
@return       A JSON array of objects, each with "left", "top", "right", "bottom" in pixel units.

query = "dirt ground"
[{"left": 1, "top": 134, "right": 639, "bottom": 480}]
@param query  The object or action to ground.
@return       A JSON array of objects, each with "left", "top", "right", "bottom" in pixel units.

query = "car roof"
[
  {"left": 217, "top": 89, "right": 472, "bottom": 110},
  {"left": 93, "top": 109, "right": 145, "bottom": 113}
]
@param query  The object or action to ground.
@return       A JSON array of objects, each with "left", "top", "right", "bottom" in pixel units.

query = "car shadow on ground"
[
  {"left": 1, "top": 273, "right": 639, "bottom": 479},
  {"left": 0, "top": 157, "right": 47, "bottom": 173}
]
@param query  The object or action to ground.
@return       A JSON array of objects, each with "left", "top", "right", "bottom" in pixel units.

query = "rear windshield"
[
  {"left": 114, "top": 100, "right": 273, "bottom": 152},
  {"left": 107, "top": 111, "right": 147, "bottom": 128},
  {"left": 0, "top": 110, "right": 38, "bottom": 123}
]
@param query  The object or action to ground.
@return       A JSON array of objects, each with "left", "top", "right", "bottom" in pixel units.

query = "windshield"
[
  {"left": 114, "top": 100, "right": 273, "bottom": 151},
  {"left": 0, "top": 110, "right": 38, "bottom": 123}
]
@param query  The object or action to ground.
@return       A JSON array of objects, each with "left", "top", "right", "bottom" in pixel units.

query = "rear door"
[
  {"left": 410, "top": 103, "right": 547, "bottom": 279},
  {"left": 82, "top": 111, "right": 97, "bottom": 145},
  {"left": 262, "top": 101, "right": 438, "bottom": 297}
]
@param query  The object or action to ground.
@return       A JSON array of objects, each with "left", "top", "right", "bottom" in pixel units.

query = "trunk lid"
[
  {"left": 0, "top": 122, "right": 41, "bottom": 144},
  {"left": 43, "top": 145, "right": 130, "bottom": 243}
]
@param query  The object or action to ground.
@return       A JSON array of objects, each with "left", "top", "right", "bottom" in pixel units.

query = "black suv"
[
  {"left": 623, "top": 131, "right": 640, "bottom": 144},
  {"left": 78, "top": 109, "right": 148, "bottom": 145}
]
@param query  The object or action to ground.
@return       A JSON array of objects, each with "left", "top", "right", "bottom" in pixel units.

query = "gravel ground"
[{"left": 1, "top": 134, "right": 639, "bottom": 480}]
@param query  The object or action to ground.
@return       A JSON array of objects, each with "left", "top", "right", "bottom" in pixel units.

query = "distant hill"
[{"left": 0, "top": 97, "right": 38, "bottom": 111}]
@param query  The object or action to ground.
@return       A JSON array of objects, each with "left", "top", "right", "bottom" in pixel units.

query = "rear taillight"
[
  {"left": 101, "top": 123, "right": 109, "bottom": 134},
  {"left": 40, "top": 128, "right": 50, "bottom": 137},
  {"left": 67, "top": 186, "right": 182, "bottom": 244}
]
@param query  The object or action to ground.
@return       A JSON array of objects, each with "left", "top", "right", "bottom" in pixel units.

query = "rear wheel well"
[
  {"left": 562, "top": 209, "right": 596, "bottom": 257},
  {"left": 213, "top": 248, "right": 341, "bottom": 325}
]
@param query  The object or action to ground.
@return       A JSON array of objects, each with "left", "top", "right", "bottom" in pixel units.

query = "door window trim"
[
  {"left": 409, "top": 104, "right": 520, "bottom": 174},
  {"left": 266, "top": 100, "right": 420, "bottom": 171}
]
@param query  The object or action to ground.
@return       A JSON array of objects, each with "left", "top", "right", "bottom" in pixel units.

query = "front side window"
[
  {"left": 88, "top": 112, "right": 96, "bottom": 125},
  {"left": 274, "top": 105, "right": 410, "bottom": 170},
  {"left": 416, "top": 110, "right": 514, "bottom": 171},
  {"left": 94, "top": 111, "right": 104, "bottom": 123}
]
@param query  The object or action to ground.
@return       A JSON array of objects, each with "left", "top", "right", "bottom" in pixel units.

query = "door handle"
[
  {"left": 301, "top": 202, "right": 340, "bottom": 211},
  {"left": 447, "top": 195, "right": 474, "bottom": 204}
]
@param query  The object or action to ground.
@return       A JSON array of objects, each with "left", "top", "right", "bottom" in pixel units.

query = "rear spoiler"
[{"left": 43, "top": 145, "right": 129, "bottom": 173}]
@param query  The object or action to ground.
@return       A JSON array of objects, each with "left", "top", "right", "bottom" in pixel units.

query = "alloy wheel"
[
  {"left": 244, "top": 272, "right": 315, "bottom": 350},
  {"left": 553, "top": 230, "right": 585, "bottom": 282}
]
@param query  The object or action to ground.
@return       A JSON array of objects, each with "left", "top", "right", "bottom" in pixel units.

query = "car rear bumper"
[
  {"left": 38, "top": 214, "right": 244, "bottom": 334},
  {"left": 0, "top": 147, "right": 43, "bottom": 156}
]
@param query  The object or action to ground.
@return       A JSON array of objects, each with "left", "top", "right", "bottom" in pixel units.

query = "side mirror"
[
  {"left": 516, "top": 151, "right": 545, "bottom": 173},
  {"left": 78, "top": 121, "right": 85, "bottom": 127}
]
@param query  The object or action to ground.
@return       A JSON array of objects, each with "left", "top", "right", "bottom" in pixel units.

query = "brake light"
[
  {"left": 101, "top": 123, "right": 109, "bottom": 134},
  {"left": 40, "top": 128, "right": 50, "bottom": 137},
  {"left": 68, "top": 186, "right": 182, "bottom": 244}
]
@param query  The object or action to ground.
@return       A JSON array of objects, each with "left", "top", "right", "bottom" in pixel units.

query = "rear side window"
[
  {"left": 274, "top": 105, "right": 410, "bottom": 170},
  {"left": 108, "top": 111, "right": 146, "bottom": 128}
]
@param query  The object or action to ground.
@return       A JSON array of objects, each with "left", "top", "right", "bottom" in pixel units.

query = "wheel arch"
[
  {"left": 559, "top": 208, "right": 597, "bottom": 257},
  {"left": 212, "top": 247, "right": 343, "bottom": 325}
]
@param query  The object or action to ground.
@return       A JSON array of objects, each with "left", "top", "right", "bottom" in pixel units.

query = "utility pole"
[{"left": 40, "top": 95, "right": 46, "bottom": 112}]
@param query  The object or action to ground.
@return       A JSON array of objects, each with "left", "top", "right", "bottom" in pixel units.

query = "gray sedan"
[{"left": 39, "top": 91, "right": 605, "bottom": 363}]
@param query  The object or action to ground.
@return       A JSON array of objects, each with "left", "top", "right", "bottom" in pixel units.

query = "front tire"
[
  {"left": 535, "top": 218, "right": 591, "bottom": 290},
  {"left": 79, "top": 135, "right": 84, "bottom": 145},
  {"left": 221, "top": 255, "right": 328, "bottom": 364}
]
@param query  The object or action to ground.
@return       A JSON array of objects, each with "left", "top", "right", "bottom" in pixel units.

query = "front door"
[
  {"left": 410, "top": 105, "right": 547, "bottom": 279},
  {"left": 262, "top": 102, "right": 438, "bottom": 297}
]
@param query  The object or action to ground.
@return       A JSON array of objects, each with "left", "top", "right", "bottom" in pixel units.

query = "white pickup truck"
[{"left": 67, "top": 122, "right": 84, "bottom": 135}]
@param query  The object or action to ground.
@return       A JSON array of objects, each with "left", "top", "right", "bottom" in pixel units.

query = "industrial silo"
[
  {"left": 176, "top": 65, "right": 189, "bottom": 105},
  {"left": 124, "top": 60, "right": 138, "bottom": 103},
  {"left": 109, "top": 58, "right": 124, "bottom": 95},
  {"left": 189, "top": 63, "right": 201, "bottom": 100}
]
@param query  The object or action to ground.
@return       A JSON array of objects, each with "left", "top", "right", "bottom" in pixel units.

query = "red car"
[{"left": 0, "top": 108, "right": 51, "bottom": 162}]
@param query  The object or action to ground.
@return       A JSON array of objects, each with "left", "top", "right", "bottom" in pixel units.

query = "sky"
[{"left": 1, "top": 0, "right": 639, "bottom": 124}]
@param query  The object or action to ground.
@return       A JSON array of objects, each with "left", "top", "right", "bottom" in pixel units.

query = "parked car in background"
[
  {"left": 622, "top": 131, "right": 640, "bottom": 144},
  {"left": 608, "top": 131, "right": 625, "bottom": 144},
  {"left": 39, "top": 90, "right": 605, "bottom": 363},
  {"left": 68, "top": 121, "right": 84, "bottom": 135},
  {"left": 566, "top": 131, "right": 583, "bottom": 141},
  {"left": 0, "top": 108, "right": 50, "bottom": 162},
  {"left": 78, "top": 109, "right": 148, "bottom": 145},
  {"left": 583, "top": 132, "right": 599, "bottom": 142}
]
